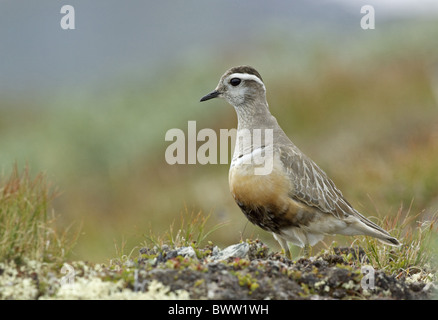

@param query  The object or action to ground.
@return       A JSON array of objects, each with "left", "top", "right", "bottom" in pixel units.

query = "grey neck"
[{"left": 234, "top": 100, "right": 277, "bottom": 131}]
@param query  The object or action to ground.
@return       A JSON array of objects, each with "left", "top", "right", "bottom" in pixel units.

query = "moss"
[
  {"left": 235, "top": 272, "right": 259, "bottom": 295},
  {"left": 194, "top": 279, "right": 205, "bottom": 287},
  {"left": 228, "top": 257, "right": 251, "bottom": 270}
]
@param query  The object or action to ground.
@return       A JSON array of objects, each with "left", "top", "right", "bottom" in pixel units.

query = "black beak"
[{"left": 200, "top": 90, "right": 220, "bottom": 102}]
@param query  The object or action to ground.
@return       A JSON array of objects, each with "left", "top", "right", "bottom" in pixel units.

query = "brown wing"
[{"left": 278, "top": 145, "right": 389, "bottom": 233}]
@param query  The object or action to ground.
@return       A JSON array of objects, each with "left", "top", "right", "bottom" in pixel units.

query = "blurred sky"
[{"left": 1, "top": 0, "right": 437, "bottom": 100}]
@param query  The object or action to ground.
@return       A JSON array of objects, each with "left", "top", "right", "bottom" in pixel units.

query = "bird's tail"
[
  {"left": 376, "top": 234, "right": 401, "bottom": 246},
  {"left": 351, "top": 211, "right": 401, "bottom": 246}
]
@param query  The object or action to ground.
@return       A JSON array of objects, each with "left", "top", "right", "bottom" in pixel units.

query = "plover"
[{"left": 200, "top": 65, "right": 400, "bottom": 258}]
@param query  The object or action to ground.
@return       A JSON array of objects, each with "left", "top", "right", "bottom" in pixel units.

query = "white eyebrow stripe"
[{"left": 227, "top": 73, "right": 265, "bottom": 89}]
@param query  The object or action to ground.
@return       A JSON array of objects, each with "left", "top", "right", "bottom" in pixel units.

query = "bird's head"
[{"left": 200, "top": 65, "right": 266, "bottom": 108}]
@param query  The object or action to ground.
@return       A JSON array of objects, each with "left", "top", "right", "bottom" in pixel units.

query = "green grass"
[
  {"left": 143, "top": 210, "right": 228, "bottom": 252},
  {"left": 323, "top": 205, "right": 438, "bottom": 281},
  {"left": 138, "top": 206, "right": 437, "bottom": 283},
  {"left": 0, "top": 165, "right": 78, "bottom": 264}
]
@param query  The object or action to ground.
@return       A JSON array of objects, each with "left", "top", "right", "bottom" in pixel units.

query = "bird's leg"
[
  {"left": 282, "top": 245, "right": 292, "bottom": 260},
  {"left": 303, "top": 244, "right": 311, "bottom": 258},
  {"left": 273, "top": 233, "right": 291, "bottom": 260}
]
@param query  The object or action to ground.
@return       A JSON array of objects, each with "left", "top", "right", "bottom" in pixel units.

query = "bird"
[{"left": 200, "top": 65, "right": 401, "bottom": 259}]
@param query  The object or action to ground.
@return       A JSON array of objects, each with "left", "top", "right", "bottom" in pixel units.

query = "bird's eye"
[{"left": 230, "top": 78, "right": 241, "bottom": 86}]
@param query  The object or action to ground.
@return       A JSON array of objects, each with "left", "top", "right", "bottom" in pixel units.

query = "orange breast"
[
  {"left": 229, "top": 163, "right": 316, "bottom": 231},
  {"left": 229, "top": 165, "right": 291, "bottom": 210}
]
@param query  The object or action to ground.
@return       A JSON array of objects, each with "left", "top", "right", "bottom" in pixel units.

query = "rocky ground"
[
  {"left": 0, "top": 240, "right": 436, "bottom": 299},
  {"left": 135, "top": 240, "right": 436, "bottom": 300}
]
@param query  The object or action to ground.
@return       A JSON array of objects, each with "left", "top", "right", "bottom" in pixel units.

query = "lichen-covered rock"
[
  {"left": 134, "top": 240, "right": 437, "bottom": 300},
  {"left": 1, "top": 240, "right": 436, "bottom": 300}
]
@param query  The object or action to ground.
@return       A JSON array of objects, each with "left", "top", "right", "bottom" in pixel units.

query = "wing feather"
[{"left": 279, "top": 145, "right": 381, "bottom": 227}]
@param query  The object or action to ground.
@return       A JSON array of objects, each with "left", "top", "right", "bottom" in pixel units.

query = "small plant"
[
  {"left": 325, "top": 203, "right": 437, "bottom": 280},
  {"left": 363, "top": 205, "right": 437, "bottom": 279},
  {"left": 110, "top": 236, "right": 139, "bottom": 268},
  {"left": 0, "top": 165, "right": 79, "bottom": 264},
  {"left": 143, "top": 209, "right": 228, "bottom": 251},
  {"left": 235, "top": 271, "right": 259, "bottom": 294}
]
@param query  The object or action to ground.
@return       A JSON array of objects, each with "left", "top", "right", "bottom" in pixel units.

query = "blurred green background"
[{"left": 1, "top": 1, "right": 437, "bottom": 262}]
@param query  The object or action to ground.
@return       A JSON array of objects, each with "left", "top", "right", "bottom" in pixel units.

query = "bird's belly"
[{"left": 229, "top": 160, "right": 315, "bottom": 233}]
